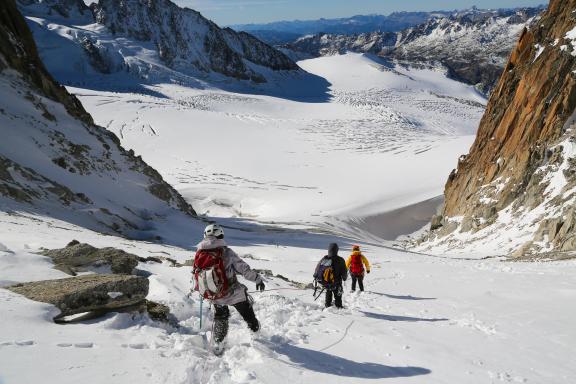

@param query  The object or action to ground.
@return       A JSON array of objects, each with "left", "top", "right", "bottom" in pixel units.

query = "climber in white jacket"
[{"left": 195, "top": 224, "right": 265, "bottom": 344}]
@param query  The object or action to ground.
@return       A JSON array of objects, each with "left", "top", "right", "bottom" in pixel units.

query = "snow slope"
[
  {"left": 2, "top": 7, "right": 575, "bottom": 383},
  {"left": 73, "top": 53, "right": 485, "bottom": 242},
  {"left": 0, "top": 0, "right": 195, "bottom": 239},
  {"left": 1, "top": 211, "right": 575, "bottom": 384}
]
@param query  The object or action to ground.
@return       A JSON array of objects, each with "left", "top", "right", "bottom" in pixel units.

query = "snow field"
[
  {"left": 1, "top": 16, "right": 574, "bottom": 383},
  {"left": 1, "top": 212, "right": 575, "bottom": 383},
  {"left": 72, "top": 53, "right": 484, "bottom": 238}
]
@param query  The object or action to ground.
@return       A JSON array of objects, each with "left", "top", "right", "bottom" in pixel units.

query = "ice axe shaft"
[{"left": 199, "top": 296, "right": 204, "bottom": 330}]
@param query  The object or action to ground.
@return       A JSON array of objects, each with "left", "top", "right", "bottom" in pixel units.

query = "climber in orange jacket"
[{"left": 345, "top": 245, "right": 371, "bottom": 292}]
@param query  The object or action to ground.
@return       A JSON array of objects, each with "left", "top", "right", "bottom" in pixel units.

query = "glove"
[{"left": 256, "top": 281, "right": 265, "bottom": 292}]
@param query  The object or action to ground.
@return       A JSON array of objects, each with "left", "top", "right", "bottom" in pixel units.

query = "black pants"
[
  {"left": 213, "top": 301, "right": 259, "bottom": 342},
  {"left": 325, "top": 286, "right": 343, "bottom": 308},
  {"left": 351, "top": 275, "right": 364, "bottom": 291}
]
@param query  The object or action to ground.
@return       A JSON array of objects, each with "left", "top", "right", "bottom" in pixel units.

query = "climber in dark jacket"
[{"left": 314, "top": 243, "right": 348, "bottom": 308}]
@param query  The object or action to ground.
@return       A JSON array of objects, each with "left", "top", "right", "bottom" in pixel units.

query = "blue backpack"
[{"left": 314, "top": 256, "right": 336, "bottom": 288}]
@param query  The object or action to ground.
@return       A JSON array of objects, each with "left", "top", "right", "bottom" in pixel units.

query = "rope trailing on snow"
[
  {"left": 246, "top": 287, "right": 309, "bottom": 294},
  {"left": 319, "top": 320, "right": 355, "bottom": 352}
]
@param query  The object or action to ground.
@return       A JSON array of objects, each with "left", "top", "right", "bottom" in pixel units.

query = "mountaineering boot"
[
  {"left": 248, "top": 319, "right": 260, "bottom": 332},
  {"left": 213, "top": 318, "right": 229, "bottom": 343},
  {"left": 212, "top": 340, "right": 226, "bottom": 356}
]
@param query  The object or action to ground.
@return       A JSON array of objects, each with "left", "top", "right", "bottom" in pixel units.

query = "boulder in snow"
[
  {"left": 41, "top": 242, "right": 139, "bottom": 275},
  {"left": 6, "top": 274, "right": 149, "bottom": 321}
]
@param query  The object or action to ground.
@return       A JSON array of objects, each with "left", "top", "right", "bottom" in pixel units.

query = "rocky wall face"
[{"left": 428, "top": 0, "right": 576, "bottom": 258}]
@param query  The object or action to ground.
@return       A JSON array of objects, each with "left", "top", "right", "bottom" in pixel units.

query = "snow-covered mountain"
[
  {"left": 17, "top": 0, "right": 91, "bottom": 19},
  {"left": 17, "top": 0, "right": 300, "bottom": 88},
  {"left": 0, "top": 0, "right": 195, "bottom": 237},
  {"left": 285, "top": 7, "right": 544, "bottom": 94},
  {"left": 416, "top": 0, "right": 576, "bottom": 259}
]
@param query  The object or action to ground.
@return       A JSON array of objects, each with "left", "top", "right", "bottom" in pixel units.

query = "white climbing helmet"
[{"left": 204, "top": 224, "right": 224, "bottom": 239}]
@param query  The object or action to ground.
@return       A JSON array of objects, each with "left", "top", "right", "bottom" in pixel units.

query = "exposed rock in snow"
[
  {"left": 417, "top": 0, "right": 576, "bottom": 259},
  {"left": 41, "top": 242, "right": 140, "bottom": 276},
  {"left": 6, "top": 274, "right": 149, "bottom": 320}
]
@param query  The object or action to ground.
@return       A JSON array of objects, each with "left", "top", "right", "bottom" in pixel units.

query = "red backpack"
[
  {"left": 193, "top": 248, "right": 229, "bottom": 300},
  {"left": 349, "top": 254, "right": 364, "bottom": 276}
]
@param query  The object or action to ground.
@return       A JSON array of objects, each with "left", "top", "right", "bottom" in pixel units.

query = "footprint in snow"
[
  {"left": 121, "top": 343, "right": 149, "bottom": 350},
  {"left": 1, "top": 340, "right": 35, "bottom": 347},
  {"left": 74, "top": 342, "right": 94, "bottom": 348},
  {"left": 0, "top": 242, "right": 13, "bottom": 253}
]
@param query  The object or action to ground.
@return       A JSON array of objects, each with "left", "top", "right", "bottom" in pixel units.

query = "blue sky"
[{"left": 174, "top": 0, "right": 547, "bottom": 25}]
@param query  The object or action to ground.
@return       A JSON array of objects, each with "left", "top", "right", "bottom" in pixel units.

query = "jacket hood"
[
  {"left": 197, "top": 237, "right": 227, "bottom": 250},
  {"left": 328, "top": 243, "right": 339, "bottom": 257}
]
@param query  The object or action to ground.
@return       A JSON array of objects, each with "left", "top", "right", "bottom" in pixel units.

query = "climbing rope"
[
  {"left": 246, "top": 287, "right": 310, "bottom": 294},
  {"left": 319, "top": 320, "right": 355, "bottom": 352}
]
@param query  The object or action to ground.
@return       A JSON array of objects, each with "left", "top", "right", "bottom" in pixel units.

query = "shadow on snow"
[
  {"left": 263, "top": 341, "right": 431, "bottom": 379},
  {"left": 360, "top": 311, "right": 448, "bottom": 322},
  {"left": 366, "top": 291, "right": 437, "bottom": 300}
]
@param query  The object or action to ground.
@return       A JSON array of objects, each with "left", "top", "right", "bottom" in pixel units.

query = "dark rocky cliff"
[{"left": 422, "top": 0, "right": 576, "bottom": 259}]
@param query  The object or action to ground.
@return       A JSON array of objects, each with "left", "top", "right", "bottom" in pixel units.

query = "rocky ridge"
[
  {"left": 18, "top": 0, "right": 300, "bottom": 84},
  {"left": 418, "top": 0, "right": 576, "bottom": 259},
  {"left": 285, "top": 7, "right": 543, "bottom": 94}
]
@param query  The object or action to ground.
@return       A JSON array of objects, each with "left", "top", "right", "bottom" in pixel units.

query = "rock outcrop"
[
  {"left": 7, "top": 274, "right": 149, "bottom": 321},
  {"left": 41, "top": 241, "right": 139, "bottom": 276},
  {"left": 419, "top": 0, "right": 576, "bottom": 259},
  {"left": 1, "top": 0, "right": 196, "bottom": 236}
]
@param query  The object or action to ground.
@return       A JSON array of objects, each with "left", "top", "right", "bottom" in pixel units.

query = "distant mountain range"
[
  {"left": 282, "top": 6, "right": 545, "bottom": 94},
  {"left": 231, "top": 12, "right": 452, "bottom": 39}
]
